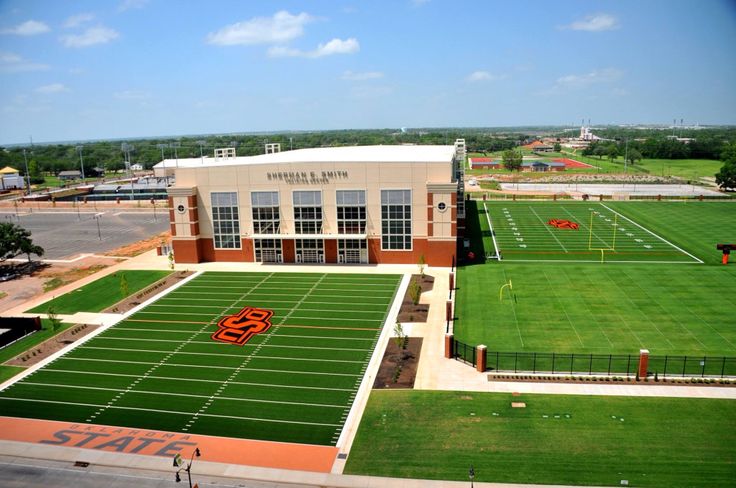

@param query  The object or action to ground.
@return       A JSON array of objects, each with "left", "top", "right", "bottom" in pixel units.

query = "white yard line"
[{"left": 600, "top": 203, "right": 703, "bottom": 263}]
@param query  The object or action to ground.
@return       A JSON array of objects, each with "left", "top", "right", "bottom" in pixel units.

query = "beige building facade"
[{"left": 165, "top": 145, "right": 462, "bottom": 267}]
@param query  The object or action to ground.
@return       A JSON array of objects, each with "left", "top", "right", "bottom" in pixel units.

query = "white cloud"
[
  {"left": 114, "top": 90, "right": 150, "bottom": 100},
  {"left": 206, "top": 11, "right": 313, "bottom": 46},
  {"left": 0, "top": 51, "right": 49, "bottom": 72},
  {"left": 61, "top": 26, "right": 119, "bottom": 48},
  {"left": 118, "top": 0, "right": 149, "bottom": 12},
  {"left": 269, "top": 38, "right": 360, "bottom": 58},
  {"left": 342, "top": 70, "right": 384, "bottom": 81},
  {"left": 465, "top": 70, "right": 506, "bottom": 82},
  {"left": 562, "top": 13, "right": 619, "bottom": 32},
  {"left": 556, "top": 68, "right": 623, "bottom": 87},
  {"left": 36, "top": 83, "right": 69, "bottom": 94},
  {"left": 64, "top": 13, "right": 95, "bottom": 29},
  {"left": 0, "top": 20, "right": 50, "bottom": 36}
]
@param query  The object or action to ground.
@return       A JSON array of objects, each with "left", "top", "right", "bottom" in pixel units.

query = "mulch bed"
[
  {"left": 6, "top": 324, "right": 99, "bottom": 367},
  {"left": 373, "top": 337, "right": 422, "bottom": 389},
  {"left": 397, "top": 274, "right": 434, "bottom": 323},
  {"left": 103, "top": 270, "right": 193, "bottom": 314}
]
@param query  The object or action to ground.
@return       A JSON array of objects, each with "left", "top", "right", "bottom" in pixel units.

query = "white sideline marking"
[
  {"left": 600, "top": 203, "right": 703, "bottom": 264},
  {"left": 483, "top": 202, "right": 502, "bottom": 260}
]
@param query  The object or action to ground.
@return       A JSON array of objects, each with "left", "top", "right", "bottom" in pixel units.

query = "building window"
[
  {"left": 293, "top": 190, "right": 322, "bottom": 234},
  {"left": 381, "top": 189, "right": 412, "bottom": 250},
  {"left": 211, "top": 192, "right": 240, "bottom": 249},
  {"left": 296, "top": 239, "right": 324, "bottom": 263},
  {"left": 254, "top": 239, "right": 282, "bottom": 262},
  {"left": 251, "top": 191, "right": 280, "bottom": 234},
  {"left": 337, "top": 190, "right": 366, "bottom": 234}
]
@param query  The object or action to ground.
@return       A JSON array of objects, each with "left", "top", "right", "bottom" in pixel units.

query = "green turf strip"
[
  {"left": 27, "top": 270, "right": 172, "bottom": 314},
  {"left": 344, "top": 391, "right": 736, "bottom": 488}
]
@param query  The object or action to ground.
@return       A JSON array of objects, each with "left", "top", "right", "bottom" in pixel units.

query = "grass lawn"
[
  {"left": 634, "top": 158, "right": 723, "bottom": 180},
  {"left": 0, "top": 320, "right": 73, "bottom": 364},
  {"left": 28, "top": 270, "right": 171, "bottom": 314},
  {"left": 455, "top": 263, "right": 736, "bottom": 356},
  {"left": 2, "top": 272, "right": 401, "bottom": 446},
  {"left": 0, "top": 366, "right": 25, "bottom": 383},
  {"left": 344, "top": 391, "right": 736, "bottom": 487}
]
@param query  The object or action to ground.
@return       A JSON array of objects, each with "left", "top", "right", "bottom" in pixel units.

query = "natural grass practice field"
[
  {"left": 1, "top": 271, "right": 401, "bottom": 446},
  {"left": 344, "top": 390, "right": 736, "bottom": 488},
  {"left": 27, "top": 270, "right": 172, "bottom": 314},
  {"left": 481, "top": 201, "right": 704, "bottom": 263},
  {"left": 455, "top": 264, "right": 736, "bottom": 356}
]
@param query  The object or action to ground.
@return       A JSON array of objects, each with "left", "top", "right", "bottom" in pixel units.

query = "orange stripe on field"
[{"left": 0, "top": 416, "right": 337, "bottom": 472}]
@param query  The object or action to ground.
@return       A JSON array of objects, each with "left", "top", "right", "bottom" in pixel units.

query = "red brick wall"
[
  {"left": 324, "top": 239, "right": 338, "bottom": 264},
  {"left": 367, "top": 238, "right": 455, "bottom": 266}
]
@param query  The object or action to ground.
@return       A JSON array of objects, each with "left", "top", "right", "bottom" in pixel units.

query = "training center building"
[{"left": 162, "top": 142, "right": 465, "bottom": 267}]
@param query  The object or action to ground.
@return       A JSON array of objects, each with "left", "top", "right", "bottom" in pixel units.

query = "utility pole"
[
  {"left": 77, "top": 145, "right": 86, "bottom": 182},
  {"left": 22, "top": 148, "right": 31, "bottom": 195}
]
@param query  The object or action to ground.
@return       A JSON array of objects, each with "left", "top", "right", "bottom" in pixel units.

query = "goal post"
[{"left": 588, "top": 211, "right": 618, "bottom": 253}]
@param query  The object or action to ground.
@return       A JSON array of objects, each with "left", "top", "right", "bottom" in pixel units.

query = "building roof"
[
  {"left": 58, "top": 170, "right": 82, "bottom": 176},
  {"left": 154, "top": 145, "right": 456, "bottom": 170},
  {"left": 0, "top": 166, "right": 19, "bottom": 174}
]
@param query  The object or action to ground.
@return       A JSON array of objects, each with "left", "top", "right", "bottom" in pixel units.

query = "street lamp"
[
  {"left": 77, "top": 145, "right": 86, "bottom": 182},
  {"left": 174, "top": 447, "right": 201, "bottom": 488},
  {"left": 93, "top": 213, "right": 102, "bottom": 240},
  {"left": 469, "top": 465, "right": 475, "bottom": 488},
  {"left": 22, "top": 148, "right": 31, "bottom": 195}
]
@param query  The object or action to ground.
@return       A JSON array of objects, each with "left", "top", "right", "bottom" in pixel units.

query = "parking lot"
[{"left": 0, "top": 210, "right": 169, "bottom": 260}]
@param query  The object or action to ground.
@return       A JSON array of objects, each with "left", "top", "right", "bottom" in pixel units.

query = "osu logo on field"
[
  {"left": 212, "top": 307, "right": 274, "bottom": 346},
  {"left": 547, "top": 218, "right": 579, "bottom": 230}
]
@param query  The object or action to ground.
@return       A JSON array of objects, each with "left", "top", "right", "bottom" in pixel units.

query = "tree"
[
  {"left": 0, "top": 222, "right": 44, "bottom": 263},
  {"left": 409, "top": 279, "right": 422, "bottom": 306},
  {"left": 553, "top": 142, "right": 561, "bottom": 153},
  {"left": 593, "top": 145, "right": 608, "bottom": 160},
  {"left": 626, "top": 148, "right": 643, "bottom": 167},
  {"left": 417, "top": 254, "right": 426, "bottom": 278},
  {"left": 502, "top": 149, "right": 523, "bottom": 172},
  {"left": 47, "top": 306, "right": 62, "bottom": 334},
  {"left": 607, "top": 144, "right": 619, "bottom": 163},
  {"left": 715, "top": 142, "right": 736, "bottom": 190}
]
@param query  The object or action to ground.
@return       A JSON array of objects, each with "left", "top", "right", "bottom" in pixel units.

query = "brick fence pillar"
[
  {"left": 638, "top": 349, "right": 649, "bottom": 379},
  {"left": 477, "top": 345, "right": 487, "bottom": 372},
  {"left": 446, "top": 299, "right": 452, "bottom": 322},
  {"left": 445, "top": 333, "right": 454, "bottom": 359},
  {"left": 449, "top": 272, "right": 455, "bottom": 292}
]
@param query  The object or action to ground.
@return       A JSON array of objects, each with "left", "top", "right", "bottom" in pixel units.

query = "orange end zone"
[{"left": 0, "top": 416, "right": 338, "bottom": 473}]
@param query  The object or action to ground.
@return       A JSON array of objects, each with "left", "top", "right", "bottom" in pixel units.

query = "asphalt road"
[{"left": 0, "top": 210, "right": 170, "bottom": 260}]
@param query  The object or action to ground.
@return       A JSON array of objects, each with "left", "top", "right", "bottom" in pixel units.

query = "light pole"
[
  {"left": 174, "top": 447, "right": 201, "bottom": 488},
  {"left": 469, "top": 465, "right": 475, "bottom": 488},
  {"left": 77, "top": 145, "right": 86, "bottom": 182},
  {"left": 157, "top": 143, "right": 167, "bottom": 163},
  {"left": 22, "top": 148, "right": 31, "bottom": 195}
]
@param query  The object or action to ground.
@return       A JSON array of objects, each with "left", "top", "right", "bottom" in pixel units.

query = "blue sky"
[{"left": 1, "top": 0, "right": 735, "bottom": 144}]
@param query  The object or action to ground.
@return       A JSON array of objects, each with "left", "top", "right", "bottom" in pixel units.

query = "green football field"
[
  {"left": 345, "top": 390, "right": 736, "bottom": 488},
  {"left": 455, "top": 264, "right": 736, "bottom": 356},
  {"left": 0, "top": 271, "right": 402, "bottom": 446},
  {"left": 482, "top": 201, "right": 704, "bottom": 263}
]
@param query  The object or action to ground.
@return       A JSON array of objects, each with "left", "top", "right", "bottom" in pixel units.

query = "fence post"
[
  {"left": 449, "top": 272, "right": 455, "bottom": 293},
  {"left": 638, "top": 349, "right": 650, "bottom": 379},
  {"left": 444, "top": 334, "right": 454, "bottom": 359},
  {"left": 445, "top": 300, "right": 452, "bottom": 322},
  {"left": 477, "top": 345, "right": 487, "bottom": 372}
]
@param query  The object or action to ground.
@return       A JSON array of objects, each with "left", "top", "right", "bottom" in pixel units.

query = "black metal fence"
[
  {"left": 0, "top": 316, "right": 41, "bottom": 349},
  {"left": 485, "top": 351, "right": 637, "bottom": 376},
  {"left": 453, "top": 340, "right": 476, "bottom": 367},
  {"left": 450, "top": 346, "right": 736, "bottom": 378}
]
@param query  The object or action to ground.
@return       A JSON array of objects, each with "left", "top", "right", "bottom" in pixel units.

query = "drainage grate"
[{"left": 73, "top": 461, "right": 90, "bottom": 468}]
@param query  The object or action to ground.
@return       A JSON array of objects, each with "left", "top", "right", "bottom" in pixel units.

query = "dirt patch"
[
  {"left": 397, "top": 274, "right": 434, "bottom": 323},
  {"left": 5, "top": 324, "right": 99, "bottom": 366},
  {"left": 102, "top": 270, "right": 192, "bottom": 314},
  {"left": 104, "top": 231, "right": 170, "bottom": 257},
  {"left": 373, "top": 337, "right": 422, "bottom": 389}
]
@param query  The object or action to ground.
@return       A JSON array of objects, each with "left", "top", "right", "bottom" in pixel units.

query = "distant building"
[
  {"left": 0, "top": 166, "right": 25, "bottom": 190},
  {"left": 523, "top": 140, "right": 554, "bottom": 152},
  {"left": 580, "top": 126, "right": 601, "bottom": 141},
  {"left": 58, "top": 170, "right": 82, "bottom": 181},
  {"left": 130, "top": 163, "right": 144, "bottom": 171}
]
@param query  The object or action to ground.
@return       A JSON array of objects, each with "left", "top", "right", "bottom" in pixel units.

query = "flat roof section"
[{"left": 154, "top": 145, "right": 456, "bottom": 170}]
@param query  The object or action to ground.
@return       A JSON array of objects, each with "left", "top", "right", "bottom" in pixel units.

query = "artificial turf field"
[
  {"left": 0, "top": 271, "right": 402, "bottom": 446},
  {"left": 481, "top": 200, "right": 723, "bottom": 263},
  {"left": 344, "top": 390, "right": 736, "bottom": 488}
]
